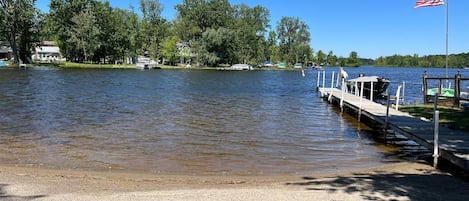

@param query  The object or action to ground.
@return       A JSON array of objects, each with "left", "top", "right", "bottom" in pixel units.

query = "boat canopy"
[{"left": 348, "top": 76, "right": 380, "bottom": 82}]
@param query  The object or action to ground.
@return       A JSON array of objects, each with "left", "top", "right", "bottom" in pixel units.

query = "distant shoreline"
[{"left": 6, "top": 62, "right": 466, "bottom": 70}]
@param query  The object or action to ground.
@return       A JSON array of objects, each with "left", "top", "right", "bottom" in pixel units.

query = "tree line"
[
  {"left": 375, "top": 53, "right": 469, "bottom": 68},
  {"left": 0, "top": 0, "right": 365, "bottom": 67},
  {"left": 2, "top": 0, "right": 468, "bottom": 68}
]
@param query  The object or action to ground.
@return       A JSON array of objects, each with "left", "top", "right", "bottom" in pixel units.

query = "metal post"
[
  {"left": 384, "top": 92, "right": 391, "bottom": 142},
  {"left": 359, "top": 82, "right": 364, "bottom": 121},
  {"left": 402, "top": 81, "right": 406, "bottom": 105},
  {"left": 395, "top": 85, "right": 402, "bottom": 111},
  {"left": 445, "top": 0, "right": 449, "bottom": 87},
  {"left": 354, "top": 82, "right": 359, "bottom": 96},
  {"left": 433, "top": 110, "right": 440, "bottom": 168},
  {"left": 331, "top": 71, "right": 335, "bottom": 89},
  {"left": 423, "top": 71, "right": 428, "bottom": 104},
  {"left": 322, "top": 70, "right": 326, "bottom": 91},
  {"left": 370, "top": 81, "right": 374, "bottom": 101},
  {"left": 329, "top": 72, "right": 335, "bottom": 102},
  {"left": 340, "top": 78, "right": 345, "bottom": 111},
  {"left": 316, "top": 70, "right": 320, "bottom": 90},
  {"left": 336, "top": 71, "right": 340, "bottom": 88},
  {"left": 433, "top": 92, "right": 439, "bottom": 167},
  {"left": 454, "top": 72, "right": 461, "bottom": 107}
]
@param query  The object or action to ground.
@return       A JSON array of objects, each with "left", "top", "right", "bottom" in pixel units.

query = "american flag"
[{"left": 414, "top": 0, "right": 444, "bottom": 8}]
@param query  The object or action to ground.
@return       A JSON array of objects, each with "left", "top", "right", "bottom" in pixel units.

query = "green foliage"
[
  {"left": 400, "top": 106, "right": 469, "bottom": 132},
  {"left": 316, "top": 50, "right": 326, "bottom": 64},
  {"left": 140, "top": 0, "right": 168, "bottom": 61},
  {"left": 375, "top": 53, "right": 469, "bottom": 68},
  {"left": 276, "top": 16, "right": 311, "bottom": 66},
  {"left": 39, "top": 0, "right": 317, "bottom": 67},
  {"left": 326, "top": 51, "right": 337, "bottom": 66},
  {"left": 0, "top": 0, "right": 39, "bottom": 63},
  {"left": 345, "top": 51, "right": 361, "bottom": 67},
  {"left": 161, "top": 35, "right": 181, "bottom": 65},
  {"left": 67, "top": 5, "right": 101, "bottom": 62},
  {"left": 232, "top": 4, "right": 269, "bottom": 65}
]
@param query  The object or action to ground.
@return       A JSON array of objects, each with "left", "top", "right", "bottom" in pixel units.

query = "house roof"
[
  {"left": 36, "top": 46, "right": 60, "bottom": 53},
  {"left": 41, "top": 41, "right": 57, "bottom": 46}
]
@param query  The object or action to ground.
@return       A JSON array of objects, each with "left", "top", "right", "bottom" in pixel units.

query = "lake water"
[{"left": 0, "top": 66, "right": 468, "bottom": 175}]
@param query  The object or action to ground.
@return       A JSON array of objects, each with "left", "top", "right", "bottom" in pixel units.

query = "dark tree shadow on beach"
[
  {"left": 286, "top": 168, "right": 469, "bottom": 201},
  {"left": 0, "top": 184, "right": 46, "bottom": 201}
]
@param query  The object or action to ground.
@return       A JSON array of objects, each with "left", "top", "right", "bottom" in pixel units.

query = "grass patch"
[
  {"left": 59, "top": 62, "right": 136, "bottom": 69},
  {"left": 400, "top": 105, "right": 469, "bottom": 132}
]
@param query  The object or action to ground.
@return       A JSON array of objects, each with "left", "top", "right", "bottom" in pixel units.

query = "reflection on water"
[{"left": 0, "top": 67, "right": 449, "bottom": 175}]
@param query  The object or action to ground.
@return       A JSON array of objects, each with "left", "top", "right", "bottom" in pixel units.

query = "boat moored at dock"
[
  {"left": 347, "top": 75, "right": 390, "bottom": 100},
  {"left": 217, "top": 64, "right": 254, "bottom": 71}
]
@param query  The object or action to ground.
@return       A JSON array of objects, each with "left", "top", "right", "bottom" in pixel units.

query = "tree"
[
  {"left": 316, "top": 50, "right": 326, "bottom": 64},
  {"left": 47, "top": 0, "right": 96, "bottom": 61},
  {"left": 175, "top": 0, "right": 235, "bottom": 66},
  {"left": 200, "top": 27, "right": 235, "bottom": 66},
  {"left": 92, "top": 1, "right": 115, "bottom": 63},
  {"left": 161, "top": 35, "right": 181, "bottom": 65},
  {"left": 67, "top": 5, "right": 101, "bottom": 62},
  {"left": 139, "top": 0, "right": 168, "bottom": 62},
  {"left": 326, "top": 51, "right": 337, "bottom": 66},
  {"left": 346, "top": 51, "right": 361, "bottom": 67},
  {"left": 107, "top": 8, "right": 136, "bottom": 63},
  {"left": 265, "top": 30, "right": 280, "bottom": 63},
  {"left": 232, "top": 4, "right": 269, "bottom": 64},
  {"left": 276, "top": 16, "right": 311, "bottom": 66},
  {"left": 0, "top": 0, "right": 38, "bottom": 64}
]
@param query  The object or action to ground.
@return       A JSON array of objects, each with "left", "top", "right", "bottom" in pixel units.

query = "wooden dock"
[{"left": 319, "top": 87, "right": 469, "bottom": 171}]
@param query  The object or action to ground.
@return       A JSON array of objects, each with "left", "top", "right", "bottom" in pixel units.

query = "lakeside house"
[
  {"left": 32, "top": 41, "right": 64, "bottom": 63},
  {"left": 0, "top": 46, "right": 12, "bottom": 61}
]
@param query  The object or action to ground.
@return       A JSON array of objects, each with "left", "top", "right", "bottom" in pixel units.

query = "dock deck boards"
[{"left": 319, "top": 87, "right": 469, "bottom": 170}]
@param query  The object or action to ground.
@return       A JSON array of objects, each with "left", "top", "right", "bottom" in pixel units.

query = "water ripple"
[{"left": 0, "top": 68, "right": 403, "bottom": 175}]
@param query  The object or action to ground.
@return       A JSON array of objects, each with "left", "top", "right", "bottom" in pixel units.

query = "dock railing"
[
  {"left": 423, "top": 71, "right": 469, "bottom": 107},
  {"left": 316, "top": 70, "right": 405, "bottom": 110}
]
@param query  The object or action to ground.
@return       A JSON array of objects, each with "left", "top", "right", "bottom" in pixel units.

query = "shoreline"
[{"left": 1, "top": 161, "right": 469, "bottom": 200}]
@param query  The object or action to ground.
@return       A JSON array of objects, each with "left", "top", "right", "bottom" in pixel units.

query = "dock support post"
[
  {"left": 402, "top": 81, "right": 406, "bottom": 105},
  {"left": 358, "top": 82, "right": 364, "bottom": 121},
  {"left": 433, "top": 110, "right": 440, "bottom": 168},
  {"left": 423, "top": 71, "right": 428, "bottom": 104},
  {"left": 331, "top": 71, "right": 335, "bottom": 89},
  {"left": 433, "top": 93, "right": 440, "bottom": 168},
  {"left": 340, "top": 78, "right": 345, "bottom": 111},
  {"left": 322, "top": 70, "right": 326, "bottom": 92},
  {"left": 384, "top": 92, "right": 391, "bottom": 142},
  {"left": 454, "top": 71, "right": 461, "bottom": 107},
  {"left": 395, "top": 85, "right": 402, "bottom": 111},
  {"left": 329, "top": 72, "right": 335, "bottom": 102},
  {"left": 316, "top": 71, "right": 320, "bottom": 90}
]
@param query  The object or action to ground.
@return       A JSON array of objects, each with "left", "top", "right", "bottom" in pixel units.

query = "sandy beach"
[{"left": 1, "top": 161, "right": 468, "bottom": 201}]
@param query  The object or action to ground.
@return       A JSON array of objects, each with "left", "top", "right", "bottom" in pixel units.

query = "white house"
[{"left": 32, "top": 41, "right": 64, "bottom": 62}]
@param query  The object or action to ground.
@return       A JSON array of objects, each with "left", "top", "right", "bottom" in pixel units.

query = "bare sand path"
[{"left": 1, "top": 161, "right": 468, "bottom": 201}]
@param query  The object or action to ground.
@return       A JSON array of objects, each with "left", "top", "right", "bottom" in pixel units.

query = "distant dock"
[{"left": 319, "top": 86, "right": 469, "bottom": 172}]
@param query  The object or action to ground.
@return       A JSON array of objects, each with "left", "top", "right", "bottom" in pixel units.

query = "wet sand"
[{"left": 1, "top": 161, "right": 469, "bottom": 201}]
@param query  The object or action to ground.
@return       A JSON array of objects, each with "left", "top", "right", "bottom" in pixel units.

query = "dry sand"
[{"left": 1, "top": 161, "right": 468, "bottom": 201}]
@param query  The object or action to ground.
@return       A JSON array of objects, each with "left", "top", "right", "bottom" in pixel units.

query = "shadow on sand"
[
  {"left": 286, "top": 163, "right": 469, "bottom": 201},
  {"left": 0, "top": 184, "right": 46, "bottom": 201}
]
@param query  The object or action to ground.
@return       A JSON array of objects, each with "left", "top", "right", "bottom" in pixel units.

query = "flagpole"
[{"left": 445, "top": 0, "right": 449, "bottom": 86}]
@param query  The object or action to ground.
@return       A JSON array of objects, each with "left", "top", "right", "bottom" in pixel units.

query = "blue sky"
[{"left": 36, "top": 0, "right": 468, "bottom": 59}]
